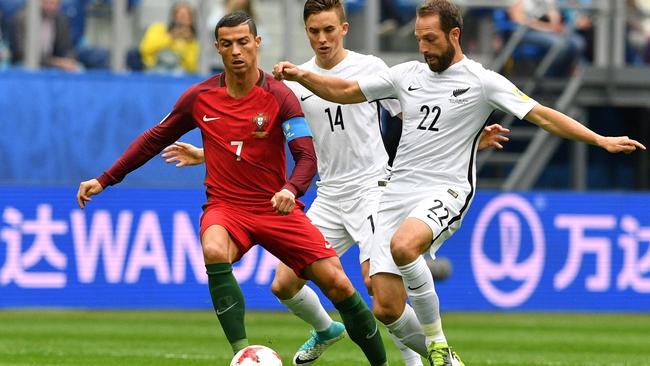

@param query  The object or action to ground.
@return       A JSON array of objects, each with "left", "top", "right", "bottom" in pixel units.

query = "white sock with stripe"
[
  {"left": 385, "top": 303, "right": 428, "bottom": 358},
  {"left": 398, "top": 256, "right": 446, "bottom": 345},
  {"left": 280, "top": 285, "right": 332, "bottom": 332}
]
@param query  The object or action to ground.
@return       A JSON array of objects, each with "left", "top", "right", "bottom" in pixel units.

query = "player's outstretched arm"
[
  {"left": 273, "top": 61, "right": 367, "bottom": 104},
  {"left": 525, "top": 104, "right": 646, "bottom": 153},
  {"left": 478, "top": 124, "right": 510, "bottom": 150},
  {"left": 77, "top": 179, "right": 104, "bottom": 209},
  {"left": 161, "top": 141, "right": 205, "bottom": 167}
]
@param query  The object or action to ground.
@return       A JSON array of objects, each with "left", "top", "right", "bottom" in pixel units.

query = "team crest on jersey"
[
  {"left": 252, "top": 112, "right": 269, "bottom": 138},
  {"left": 449, "top": 86, "right": 471, "bottom": 105}
]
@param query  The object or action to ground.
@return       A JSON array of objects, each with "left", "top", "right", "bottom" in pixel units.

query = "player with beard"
[{"left": 273, "top": 1, "right": 646, "bottom": 365}]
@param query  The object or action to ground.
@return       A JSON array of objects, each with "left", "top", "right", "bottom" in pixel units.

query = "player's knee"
[
  {"left": 270, "top": 276, "right": 301, "bottom": 300},
  {"left": 201, "top": 240, "right": 230, "bottom": 263},
  {"left": 321, "top": 272, "right": 354, "bottom": 303},
  {"left": 390, "top": 233, "right": 418, "bottom": 266},
  {"left": 372, "top": 298, "right": 400, "bottom": 324},
  {"left": 270, "top": 276, "right": 286, "bottom": 299}
]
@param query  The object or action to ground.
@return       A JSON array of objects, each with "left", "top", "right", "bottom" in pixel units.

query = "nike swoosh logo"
[
  {"left": 300, "top": 94, "right": 314, "bottom": 101},
  {"left": 203, "top": 115, "right": 221, "bottom": 122},
  {"left": 295, "top": 355, "right": 320, "bottom": 365},
  {"left": 216, "top": 302, "right": 238, "bottom": 315},
  {"left": 325, "top": 242, "right": 333, "bottom": 249},
  {"left": 408, "top": 85, "right": 421, "bottom": 91},
  {"left": 295, "top": 356, "right": 318, "bottom": 365},
  {"left": 365, "top": 325, "right": 378, "bottom": 339},
  {"left": 407, "top": 283, "right": 426, "bottom": 291}
]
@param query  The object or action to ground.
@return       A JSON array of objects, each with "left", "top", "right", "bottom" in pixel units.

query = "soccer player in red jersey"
[{"left": 76, "top": 11, "right": 389, "bottom": 366}]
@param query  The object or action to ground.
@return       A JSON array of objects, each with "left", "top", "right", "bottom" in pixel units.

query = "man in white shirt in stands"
[{"left": 273, "top": 1, "right": 645, "bottom": 365}]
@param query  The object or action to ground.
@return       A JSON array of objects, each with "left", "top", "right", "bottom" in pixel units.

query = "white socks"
[
  {"left": 385, "top": 303, "right": 428, "bottom": 358},
  {"left": 398, "top": 256, "right": 446, "bottom": 345},
  {"left": 388, "top": 331, "right": 424, "bottom": 366},
  {"left": 280, "top": 285, "right": 332, "bottom": 332}
]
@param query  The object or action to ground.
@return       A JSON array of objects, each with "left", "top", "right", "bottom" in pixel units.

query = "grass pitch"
[{"left": 1, "top": 310, "right": 649, "bottom": 366}]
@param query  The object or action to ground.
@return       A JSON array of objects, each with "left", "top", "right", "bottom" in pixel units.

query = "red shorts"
[{"left": 200, "top": 201, "right": 336, "bottom": 278}]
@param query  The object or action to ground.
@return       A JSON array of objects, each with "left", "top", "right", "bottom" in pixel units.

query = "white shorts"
[
  {"left": 369, "top": 187, "right": 470, "bottom": 276},
  {"left": 307, "top": 185, "right": 383, "bottom": 263}
]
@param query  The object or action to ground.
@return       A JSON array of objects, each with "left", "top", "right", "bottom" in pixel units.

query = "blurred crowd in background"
[{"left": 1, "top": 0, "right": 650, "bottom": 75}]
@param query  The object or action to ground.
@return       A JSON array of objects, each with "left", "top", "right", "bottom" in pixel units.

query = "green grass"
[{"left": 1, "top": 311, "right": 649, "bottom": 366}]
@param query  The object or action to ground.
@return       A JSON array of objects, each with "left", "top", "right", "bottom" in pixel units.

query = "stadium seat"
[
  {"left": 126, "top": 47, "right": 144, "bottom": 71},
  {"left": 345, "top": 0, "right": 364, "bottom": 14},
  {"left": 0, "top": 0, "right": 24, "bottom": 39},
  {"left": 63, "top": 0, "right": 110, "bottom": 69},
  {"left": 0, "top": 0, "right": 24, "bottom": 19},
  {"left": 60, "top": 0, "right": 86, "bottom": 47},
  {"left": 88, "top": 0, "right": 141, "bottom": 11},
  {"left": 492, "top": 9, "right": 543, "bottom": 63},
  {"left": 394, "top": 0, "right": 419, "bottom": 14}
]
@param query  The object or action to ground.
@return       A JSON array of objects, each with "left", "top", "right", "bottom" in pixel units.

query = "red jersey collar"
[{"left": 218, "top": 69, "right": 266, "bottom": 88}]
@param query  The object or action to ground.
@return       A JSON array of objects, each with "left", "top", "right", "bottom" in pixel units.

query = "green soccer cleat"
[
  {"left": 292, "top": 321, "right": 347, "bottom": 365},
  {"left": 427, "top": 342, "right": 465, "bottom": 366}
]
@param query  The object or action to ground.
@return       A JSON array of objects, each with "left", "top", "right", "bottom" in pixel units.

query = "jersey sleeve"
[
  {"left": 357, "top": 66, "right": 399, "bottom": 103},
  {"left": 283, "top": 136, "right": 317, "bottom": 198},
  {"left": 483, "top": 70, "right": 538, "bottom": 120},
  {"left": 367, "top": 56, "right": 402, "bottom": 116},
  {"left": 96, "top": 87, "right": 198, "bottom": 187},
  {"left": 279, "top": 86, "right": 305, "bottom": 121}
]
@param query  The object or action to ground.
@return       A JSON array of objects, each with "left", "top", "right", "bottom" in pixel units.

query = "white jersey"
[
  {"left": 285, "top": 51, "right": 401, "bottom": 199},
  {"left": 358, "top": 56, "right": 538, "bottom": 201}
]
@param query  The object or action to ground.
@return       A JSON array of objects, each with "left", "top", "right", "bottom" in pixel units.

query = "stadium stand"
[
  {"left": 1, "top": 0, "right": 647, "bottom": 190},
  {"left": 492, "top": 8, "right": 544, "bottom": 75},
  {"left": 3, "top": 0, "right": 109, "bottom": 69}
]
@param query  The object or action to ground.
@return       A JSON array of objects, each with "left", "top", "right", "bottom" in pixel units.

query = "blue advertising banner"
[{"left": 1, "top": 187, "right": 649, "bottom": 311}]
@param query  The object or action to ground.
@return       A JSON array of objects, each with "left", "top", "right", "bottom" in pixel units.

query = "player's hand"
[
  {"left": 161, "top": 141, "right": 205, "bottom": 167},
  {"left": 77, "top": 179, "right": 103, "bottom": 209},
  {"left": 478, "top": 124, "right": 510, "bottom": 150},
  {"left": 51, "top": 56, "right": 81, "bottom": 72},
  {"left": 597, "top": 136, "right": 646, "bottom": 154},
  {"left": 270, "top": 189, "right": 295, "bottom": 215},
  {"left": 273, "top": 61, "right": 302, "bottom": 81}
]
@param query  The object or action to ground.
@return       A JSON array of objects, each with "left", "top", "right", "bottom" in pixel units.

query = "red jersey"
[{"left": 97, "top": 70, "right": 317, "bottom": 207}]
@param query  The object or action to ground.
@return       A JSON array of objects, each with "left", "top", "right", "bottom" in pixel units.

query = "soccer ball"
[{"left": 230, "top": 345, "right": 283, "bottom": 366}]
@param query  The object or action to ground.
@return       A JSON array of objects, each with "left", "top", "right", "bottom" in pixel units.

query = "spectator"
[
  {"left": 626, "top": 0, "right": 650, "bottom": 64},
  {"left": 640, "top": 0, "right": 650, "bottom": 63},
  {"left": 0, "top": 10, "right": 11, "bottom": 70},
  {"left": 10, "top": 0, "right": 81, "bottom": 71},
  {"left": 210, "top": 0, "right": 256, "bottom": 22},
  {"left": 379, "top": 0, "right": 416, "bottom": 35},
  {"left": 508, "top": 0, "right": 585, "bottom": 76},
  {"left": 561, "top": 0, "right": 594, "bottom": 62},
  {"left": 139, "top": 1, "right": 199, "bottom": 74}
]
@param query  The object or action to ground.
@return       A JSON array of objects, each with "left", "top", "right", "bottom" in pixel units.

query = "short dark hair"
[
  {"left": 303, "top": 0, "right": 346, "bottom": 24},
  {"left": 417, "top": 0, "right": 463, "bottom": 34},
  {"left": 214, "top": 10, "right": 258, "bottom": 40}
]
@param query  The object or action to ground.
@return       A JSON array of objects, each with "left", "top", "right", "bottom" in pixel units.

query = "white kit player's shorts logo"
[{"left": 471, "top": 194, "right": 545, "bottom": 308}]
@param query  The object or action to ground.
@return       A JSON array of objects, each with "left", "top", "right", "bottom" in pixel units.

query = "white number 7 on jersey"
[{"left": 230, "top": 141, "right": 243, "bottom": 161}]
